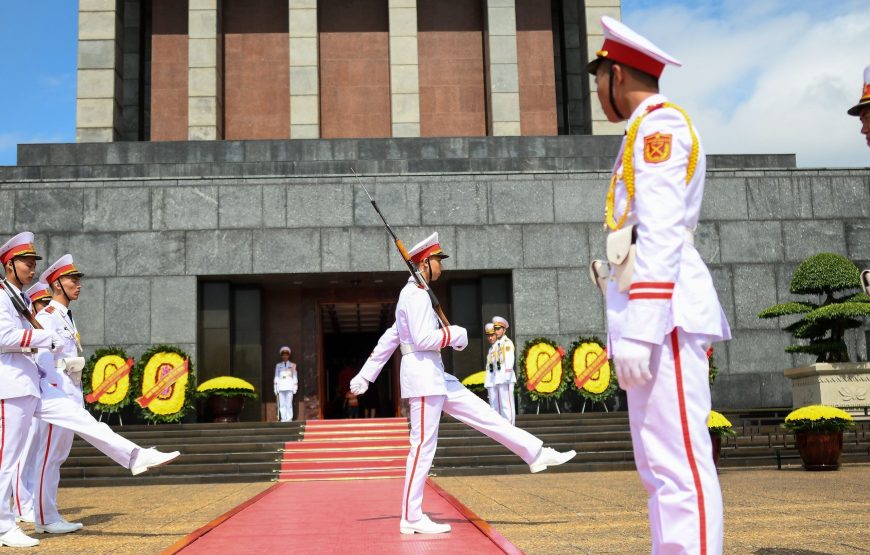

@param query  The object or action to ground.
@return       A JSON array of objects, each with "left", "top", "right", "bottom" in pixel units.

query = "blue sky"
[
  {"left": 0, "top": 1, "right": 867, "bottom": 167},
  {"left": 0, "top": 2, "right": 77, "bottom": 164}
]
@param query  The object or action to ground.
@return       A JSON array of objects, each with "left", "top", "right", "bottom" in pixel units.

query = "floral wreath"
[
  {"left": 518, "top": 337, "right": 570, "bottom": 402},
  {"left": 134, "top": 344, "right": 197, "bottom": 424},
  {"left": 566, "top": 336, "right": 617, "bottom": 403},
  {"left": 82, "top": 347, "right": 137, "bottom": 414}
]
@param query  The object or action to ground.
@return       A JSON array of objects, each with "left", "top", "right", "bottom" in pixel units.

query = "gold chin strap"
[{"left": 605, "top": 101, "right": 700, "bottom": 231}]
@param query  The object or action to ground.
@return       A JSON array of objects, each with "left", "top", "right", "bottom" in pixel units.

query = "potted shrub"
[
  {"left": 758, "top": 253, "right": 870, "bottom": 411},
  {"left": 707, "top": 410, "right": 736, "bottom": 466},
  {"left": 783, "top": 405, "right": 853, "bottom": 471},
  {"left": 197, "top": 376, "right": 258, "bottom": 423}
]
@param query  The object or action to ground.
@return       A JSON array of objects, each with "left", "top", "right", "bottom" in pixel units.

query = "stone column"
[
  {"left": 120, "top": 0, "right": 141, "bottom": 140},
  {"left": 388, "top": 0, "right": 420, "bottom": 137},
  {"left": 76, "top": 0, "right": 122, "bottom": 142},
  {"left": 584, "top": 0, "right": 622, "bottom": 135},
  {"left": 188, "top": 0, "right": 223, "bottom": 140},
  {"left": 289, "top": 0, "right": 319, "bottom": 139},
  {"left": 485, "top": 0, "right": 521, "bottom": 136}
]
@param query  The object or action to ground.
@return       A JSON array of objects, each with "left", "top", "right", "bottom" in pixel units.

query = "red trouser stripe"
[
  {"left": 671, "top": 329, "right": 707, "bottom": 555},
  {"left": 404, "top": 397, "right": 425, "bottom": 521},
  {"left": 15, "top": 462, "right": 23, "bottom": 515},
  {"left": 39, "top": 424, "right": 54, "bottom": 526}
]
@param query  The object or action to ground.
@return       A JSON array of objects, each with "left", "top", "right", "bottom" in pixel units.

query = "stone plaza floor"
[{"left": 24, "top": 465, "right": 870, "bottom": 554}]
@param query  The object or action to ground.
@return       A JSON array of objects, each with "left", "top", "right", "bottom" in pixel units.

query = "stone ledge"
[{"left": 14, "top": 137, "right": 794, "bottom": 171}]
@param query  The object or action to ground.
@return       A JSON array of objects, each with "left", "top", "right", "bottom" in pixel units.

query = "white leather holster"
[{"left": 59, "top": 356, "right": 86, "bottom": 387}]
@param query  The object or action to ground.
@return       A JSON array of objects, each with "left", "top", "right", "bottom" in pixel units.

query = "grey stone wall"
[{"left": 1, "top": 144, "right": 867, "bottom": 409}]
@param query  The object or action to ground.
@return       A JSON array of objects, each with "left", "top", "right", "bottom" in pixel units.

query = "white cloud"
[{"left": 624, "top": 1, "right": 870, "bottom": 167}]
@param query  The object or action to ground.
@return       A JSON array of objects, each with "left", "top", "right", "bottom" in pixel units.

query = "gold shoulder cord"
[{"left": 605, "top": 102, "right": 700, "bottom": 231}]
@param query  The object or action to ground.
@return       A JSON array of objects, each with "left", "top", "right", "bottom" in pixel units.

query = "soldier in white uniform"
[
  {"left": 30, "top": 255, "right": 88, "bottom": 534},
  {"left": 587, "top": 17, "right": 731, "bottom": 555},
  {"left": 491, "top": 316, "right": 516, "bottom": 424},
  {"left": 0, "top": 234, "right": 180, "bottom": 548},
  {"left": 350, "top": 233, "right": 576, "bottom": 535},
  {"left": 9, "top": 282, "right": 52, "bottom": 525},
  {"left": 483, "top": 323, "right": 497, "bottom": 411},
  {"left": 273, "top": 346, "right": 298, "bottom": 422}
]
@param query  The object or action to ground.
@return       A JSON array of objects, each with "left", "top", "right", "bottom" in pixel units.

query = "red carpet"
[
  {"left": 279, "top": 418, "right": 410, "bottom": 481},
  {"left": 165, "top": 478, "right": 522, "bottom": 554}
]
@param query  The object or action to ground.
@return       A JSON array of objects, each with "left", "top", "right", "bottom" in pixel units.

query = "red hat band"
[
  {"left": 29, "top": 289, "right": 51, "bottom": 302},
  {"left": 600, "top": 39, "right": 665, "bottom": 79},
  {"left": 862, "top": 83, "right": 870, "bottom": 102},
  {"left": 1, "top": 243, "right": 38, "bottom": 265},
  {"left": 411, "top": 244, "right": 443, "bottom": 264},
  {"left": 47, "top": 264, "right": 79, "bottom": 285}
]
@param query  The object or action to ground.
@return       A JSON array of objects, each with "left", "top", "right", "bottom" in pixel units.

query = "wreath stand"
[
  {"left": 580, "top": 398, "right": 609, "bottom": 413},
  {"left": 98, "top": 411, "right": 124, "bottom": 426},
  {"left": 535, "top": 397, "right": 561, "bottom": 414}
]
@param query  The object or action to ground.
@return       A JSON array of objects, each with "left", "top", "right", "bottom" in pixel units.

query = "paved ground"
[
  {"left": 434, "top": 465, "right": 870, "bottom": 555},
  {"left": 15, "top": 482, "right": 272, "bottom": 554},
  {"left": 20, "top": 465, "right": 870, "bottom": 554}
]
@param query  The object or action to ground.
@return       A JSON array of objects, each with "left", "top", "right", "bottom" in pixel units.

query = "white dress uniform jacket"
[
  {"left": 34, "top": 301, "right": 82, "bottom": 403},
  {"left": 0, "top": 282, "right": 54, "bottom": 401},
  {"left": 605, "top": 93, "right": 731, "bottom": 349},
  {"left": 493, "top": 337, "right": 517, "bottom": 386},
  {"left": 274, "top": 362, "right": 298, "bottom": 393},
  {"left": 484, "top": 342, "right": 497, "bottom": 389},
  {"left": 395, "top": 278, "right": 463, "bottom": 398}
]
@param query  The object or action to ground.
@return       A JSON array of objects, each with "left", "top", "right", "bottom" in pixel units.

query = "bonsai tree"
[{"left": 758, "top": 253, "right": 870, "bottom": 363}]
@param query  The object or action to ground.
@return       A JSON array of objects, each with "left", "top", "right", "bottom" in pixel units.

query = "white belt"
[
  {"left": 400, "top": 343, "right": 438, "bottom": 356},
  {"left": 0, "top": 348, "right": 37, "bottom": 354}
]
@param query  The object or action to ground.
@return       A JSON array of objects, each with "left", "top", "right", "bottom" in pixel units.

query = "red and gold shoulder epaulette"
[{"left": 45, "top": 306, "right": 55, "bottom": 314}]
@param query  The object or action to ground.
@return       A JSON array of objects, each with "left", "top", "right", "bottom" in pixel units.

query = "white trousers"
[
  {"left": 493, "top": 382, "right": 516, "bottom": 425},
  {"left": 0, "top": 385, "right": 140, "bottom": 533},
  {"left": 277, "top": 391, "right": 294, "bottom": 422},
  {"left": 626, "top": 328, "right": 723, "bottom": 555},
  {"left": 401, "top": 380, "right": 542, "bottom": 522},
  {"left": 485, "top": 386, "right": 497, "bottom": 412},
  {"left": 11, "top": 419, "right": 37, "bottom": 520}
]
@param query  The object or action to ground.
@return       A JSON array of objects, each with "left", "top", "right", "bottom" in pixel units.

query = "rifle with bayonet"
[{"left": 353, "top": 171, "right": 451, "bottom": 329}]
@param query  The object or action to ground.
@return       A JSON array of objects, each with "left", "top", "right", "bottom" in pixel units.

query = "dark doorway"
[{"left": 320, "top": 302, "right": 398, "bottom": 419}]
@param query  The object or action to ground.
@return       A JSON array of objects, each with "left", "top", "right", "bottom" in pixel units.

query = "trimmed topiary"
[{"left": 759, "top": 253, "right": 870, "bottom": 362}]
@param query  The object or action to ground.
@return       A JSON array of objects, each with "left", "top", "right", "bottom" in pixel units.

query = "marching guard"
[
  {"left": 491, "top": 316, "right": 516, "bottom": 425},
  {"left": 350, "top": 232, "right": 576, "bottom": 535},
  {"left": 483, "top": 323, "right": 498, "bottom": 412},
  {"left": 0, "top": 233, "right": 179, "bottom": 548},
  {"left": 9, "top": 282, "right": 51, "bottom": 524},
  {"left": 587, "top": 17, "right": 731, "bottom": 555}
]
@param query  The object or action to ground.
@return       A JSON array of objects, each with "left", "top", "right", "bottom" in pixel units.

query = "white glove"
[
  {"left": 448, "top": 325, "right": 468, "bottom": 351},
  {"left": 49, "top": 333, "right": 65, "bottom": 354},
  {"left": 350, "top": 374, "right": 369, "bottom": 395},
  {"left": 613, "top": 337, "right": 654, "bottom": 390},
  {"left": 273, "top": 383, "right": 278, "bottom": 396}
]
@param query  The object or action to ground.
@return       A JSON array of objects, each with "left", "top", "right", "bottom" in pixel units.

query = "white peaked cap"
[
  {"left": 586, "top": 16, "right": 681, "bottom": 78},
  {"left": 25, "top": 281, "right": 52, "bottom": 302},
  {"left": 492, "top": 316, "right": 509, "bottom": 329},
  {"left": 0, "top": 232, "right": 41, "bottom": 264},
  {"left": 40, "top": 254, "right": 84, "bottom": 285},
  {"left": 279, "top": 345, "right": 291, "bottom": 355},
  {"left": 408, "top": 232, "right": 448, "bottom": 263}
]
